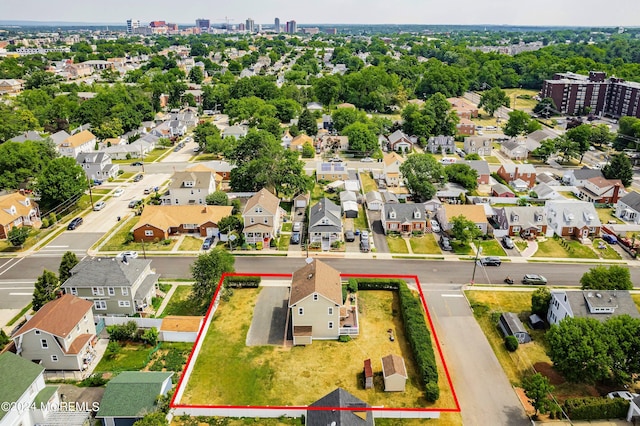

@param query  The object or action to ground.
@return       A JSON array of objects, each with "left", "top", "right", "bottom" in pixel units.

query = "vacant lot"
[
  {"left": 161, "top": 285, "right": 201, "bottom": 317},
  {"left": 360, "top": 172, "right": 378, "bottom": 194},
  {"left": 182, "top": 288, "right": 456, "bottom": 410}
]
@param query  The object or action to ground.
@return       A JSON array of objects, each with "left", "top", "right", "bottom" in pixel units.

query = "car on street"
[
  {"left": 439, "top": 236, "right": 453, "bottom": 251},
  {"left": 480, "top": 256, "right": 502, "bottom": 266},
  {"left": 116, "top": 251, "right": 139, "bottom": 260},
  {"left": 329, "top": 157, "right": 343, "bottom": 162},
  {"left": 502, "top": 236, "right": 515, "bottom": 249},
  {"left": 67, "top": 217, "right": 83, "bottom": 230},
  {"left": 128, "top": 199, "right": 142, "bottom": 208},
  {"left": 113, "top": 188, "right": 124, "bottom": 197},
  {"left": 201, "top": 238, "right": 213, "bottom": 250},
  {"left": 290, "top": 232, "right": 300, "bottom": 244},
  {"left": 93, "top": 201, "right": 106, "bottom": 211},
  {"left": 430, "top": 220, "right": 441, "bottom": 233},
  {"left": 345, "top": 230, "right": 355, "bottom": 242},
  {"left": 522, "top": 274, "right": 547, "bottom": 285},
  {"left": 133, "top": 174, "right": 143, "bottom": 182},
  {"left": 131, "top": 161, "right": 143, "bottom": 166},
  {"left": 360, "top": 157, "right": 374, "bottom": 162}
]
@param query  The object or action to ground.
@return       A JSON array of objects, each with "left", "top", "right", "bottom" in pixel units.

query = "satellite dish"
[
  {"left": 305, "top": 257, "right": 314, "bottom": 264},
  {"left": 229, "top": 235, "right": 237, "bottom": 241}
]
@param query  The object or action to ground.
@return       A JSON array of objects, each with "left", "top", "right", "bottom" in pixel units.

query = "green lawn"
[
  {"left": 143, "top": 147, "right": 172, "bottom": 162},
  {"left": 409, "top": 234, "right": 441, "bottom": 254},
  {"left": 475, "top": 239, "right": 507, "bottom": 256},
  {"left": 94, "top": 342, "right": 156, "bottom": 372},
  {"left": 484, "top": 156, "right": 501, "bottom": 164},
  {"left": 281, "top": 222, "right": 292, "bottom": 232},
  {"left": 278, "top": 235, "right": 290, "bottom": 251},
  {"left": 360, "top": 172, "right": 378, "bottom": 194},
  {"left": 452, "top": 240, "right": 473, "bottom": 255},
  {"left": 100, "top": 217, "right": 177, "bottom": 252},
  {"left": 503, "top": 88, "right": 540, "bottom": 111},
  {"left": 593, "top": 238, "right": 622, "bottom": 260},
  {"left": 114, "top": 172, "right": 135, "bottom": 181},
  {"left": 179, "top": 236, "right": 203, "bottom": 251},
  {"left": 515, "top": 240, "right": 528, "bottom": 252},
  {"left": 353, "top": 206, "right": 368, "bottom": 230},
  {"left": 386, "top": 236, "right": 409, "bottom": 253},
  {"left": 597, "top": 207, "right": 622, "bottom": 224},
  {"left": 161, "top": 285, "right": 201, "bottom": 317},
  {"left": 533, "top": 238, "right": 598, "bottom": 259}
]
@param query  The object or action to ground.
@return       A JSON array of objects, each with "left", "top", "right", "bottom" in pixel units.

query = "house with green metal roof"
[
  {"left": 96, "top": 371, "right": 172, "bottom": 426},
  {"left": 0, "top": 352, "right": 59, "bottom": 426}
]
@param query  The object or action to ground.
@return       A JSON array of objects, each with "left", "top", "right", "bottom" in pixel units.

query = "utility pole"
[
  {"left": 86, "top": 174, "right": 94, "bottom": 210},
  {"left": 470, "top": 246, "right": 483, "bottom": 285}
]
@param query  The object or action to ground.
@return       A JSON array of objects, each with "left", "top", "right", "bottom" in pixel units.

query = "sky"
[{"left": 4, "top": 0, "right": 640, "bottom": 27}]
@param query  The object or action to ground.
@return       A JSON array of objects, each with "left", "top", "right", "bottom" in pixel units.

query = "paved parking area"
[
  {"left": 368, "top": 210, "right": 389, "bottom": 253},
  {"left": 246, "top": 286, "right": 289, "bottom": 346}
]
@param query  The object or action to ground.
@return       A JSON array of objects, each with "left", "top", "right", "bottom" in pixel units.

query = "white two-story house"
[
  {"left": 57, "top": 130, "right": 96, "bottom": 158},
  {"left": 160, "top": 171, "right": 217, "bottom": 206},
  {"left": 75, "top": 151, "right": 120, "bottom": 181},
  {"left": 241, "top": 188, "right": 282, "bottom": 248}
]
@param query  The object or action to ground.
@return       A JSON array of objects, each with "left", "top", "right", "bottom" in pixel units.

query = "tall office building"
[
  {"left": 196, "top": 19, "right": 210, "bottom": 30},
  {"left": 274, "top": 17, "right": 280, "bottom": 33},
  {"left": 246, "top": 18, "right": 255, "bottom": 33},
  {"left": 126, "top": 19, "right": 140, "bottom": 34},
  {"left": 286, "top": 20, "right": 297, "bottom": 34}
]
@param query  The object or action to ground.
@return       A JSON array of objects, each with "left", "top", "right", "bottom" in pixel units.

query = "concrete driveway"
[
  {"left": 367, "top": 210, "right": 389, "bottom": 253},
  {"left": 246, "top": 286, "right": 289, "bottom": 346}
]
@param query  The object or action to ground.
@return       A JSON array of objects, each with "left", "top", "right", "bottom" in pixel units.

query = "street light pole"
[{"left": 471, "top": 246, "right": 483, "bottom": 285}]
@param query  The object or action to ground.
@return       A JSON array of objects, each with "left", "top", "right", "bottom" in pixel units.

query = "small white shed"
[{"left": 381, "top": 354, "right": 408, "bottom": 392}]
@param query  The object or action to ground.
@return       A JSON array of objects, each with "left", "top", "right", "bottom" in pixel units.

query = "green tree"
[
  {"left": 522, "top": 373, "right": 554, "bottom": 416},
  {"left": 464, "top": 153, "right": 481, "bottom": 160},
  {"left": 399, "top": 154, "right": 447, "bottom": 202},
  {"left": 606, "top": 315, "right": 640, "bottom": 384},
  {"left": 589, "top": 124, "right": 614, "bottom": 147},
  {"left": 193, "top": 121, "right": 221, "bottom": 151},
  {"left": 298, "top": 108, "right": 317, "bottom": 136},
  {"left": 218, "top": 215, "right": 243, "bottom": 234},
  {"left": 478, "top": 87, "right": 510, "bottom": 117},
  {"left": 332, "top": 108, "right": 367, "bottom": 132},
  {"left": 133, "top": 412, "right": 168, "bottom": 426},
  {"left": 205, "top": 191, "right": 229, "bottom": 206},
  {"left": 58, "top": 251, "right": 79, "bottom": 284},
  {"left": 188, "top": 66, "right": 204, "bottom": 84},
  {"left": 603, "top": 153, "right": 633, "bottom": 187},
  {"left": 531, "top": 287, "right": 551, "bottom": 317},
  {"left": 580, "top": 265, "right": 632, "bottom": 290},
  {"left": 342, "top": 122, "right": 377, "bottom": 154},
  {"left": 533, "top": 97, "right": 558, "bottom": 117},
  {"left": 424, "top": 92, "right": 459, "bottom": 137},
  {"left": 444, "top": 163, "right": 478, "bottom": 190},
  {"left": 35, "top": 157, "right": 87, "bottom": 211},
  {"left": 7, "top": 227, "right": 30, "bottom": 247},
  {"left": 566, "top": 124, "right": 592, "bottom": 161},
  {"left": 301, "top": 141, "right": 315, "bottom": 158},
  {"left": 503, "top": 110, "right": 540, "bottom": 138},
  {"left": 191, "top": 249, "right": 235, "bottom": 311},
  {"left": 32, "top": 270, "right": 59, "bottom": 311},
  {"left": 531, "top": 139, "right": 557, "bottom": 162},
  {"left": 449, "top": 215, "right": 483, "bottom": 245}
]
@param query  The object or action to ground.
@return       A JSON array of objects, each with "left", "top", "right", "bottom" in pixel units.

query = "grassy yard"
[
  {"left": 281, "top": 222, "right": 292, "bottom": 232},
  {"left": 360, "top": 172, "right": 378, "bottom": 194},
  {"left": 94, "top": 342, "right": 157, "bottom": 372},
  {"left": 100, "top": 217, "right": 178, "bottom": 252},
  {"left": 597, "top": 207, "right": 622, "bottom": 224},
  {"left": 353, "top": 206, "right": 368, "bottom": 230},
  {"left": 484, "top": 155, "right": 501, "bottom": 164},
  {"left": 182, "top": 289, "right": 457, "bottom": 410},
  {"left": 632, "top": 294, "right": 640, "bottom": 312},
  {"left": 409, "top": 234, "right": 441, "bottom": 254},
  {"left": 451, "top": 240, "right": 473, "bottom": 255},
  {"left": 114, "top": 172, "right": 135, "bottom": 181},
  {"left": 592, "top": 238, "right": 622, "bottom": 260},
  {"left": 475, "top": 239, "right": 507, "bottom": 257},
  {"left": 160, "top": 285, "right": 201, "bottom": 317},
  {"left": 503, "top": 88, "right": 539, "bottom": 112},
  {"left": 386, "top": 236, "right": 409, "bottom": 253},
  {"left": 515, "top": 240, "right": 528, "bottom": 252},
  {"left": 533, "top": 238, "right": 598, "bottom": 259},
  {"left": 179, "top": 236, "right": 203, "bottom": 251},
  {"left": 143, "top": 147, "right": 172, "bottom": 162},
  {"left": 0, "top": 226, "right": 59, "bottom": 253},
  {"left": 277, "top": 235, "right": 290, "bottom": 251}
]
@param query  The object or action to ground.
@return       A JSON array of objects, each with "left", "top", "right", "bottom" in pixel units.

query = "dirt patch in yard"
[{"left": 534, "top": 361, "right": 565, "bottom": 386}]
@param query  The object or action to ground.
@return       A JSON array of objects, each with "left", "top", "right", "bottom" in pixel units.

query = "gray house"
[
  {"left": 616, "top": 191, "right": 640, "bottom": 224},
  {"left": 61, "top": 257, "right": 159, "bottom": 316},
  {"left": 309, "top": 198, "right": 342, "bottom": 251},
  {"left": 307, "top": 388, "right": 374, "bottom": 426},
  {"left": 498, "top": 312, "right": 531, "bottom": 344},
  {"left": 426, "top": 135, "right": 455, "bottom": 155},
  {"left": 76, "top": 151, "right": 120, "bottom": 181}
]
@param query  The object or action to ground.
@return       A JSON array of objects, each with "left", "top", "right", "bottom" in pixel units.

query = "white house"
[
  {"left": 160, "top": 171, "right": 217, "bottom": 206},
  {"left": 616, "top": 191, "right": 640, "bottom": 224},
  {"left": 58, "top": 130, "right": 96, "bottom": 158},
  {"left": 76, "top": 151, "right": 120, "bottom": 181},
  {"left": 547, "top": 290, "right": 640, "bottom": 326}
]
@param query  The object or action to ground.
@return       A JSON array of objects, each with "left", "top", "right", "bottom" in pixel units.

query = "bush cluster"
[
  {"left": 563, "top": 397, "right": 629, "bottom": 420},
  {"left": 106, "top": 321, "right": 158, "bottom": 346},
  {"left": 352, "top": 278, "right": 402, "bottom": 291},
  {"left": 223, "top": 275, "right": 261, "bottom": 288}
]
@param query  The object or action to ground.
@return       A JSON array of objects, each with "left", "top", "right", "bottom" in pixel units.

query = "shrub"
[
  {"left": 162, "top": 239, "right": 172, "bottom": 245},
  {"left": 41, "top": 218, "right": 49, "bottom": 228},
  {"left": 270, "top": 239, "right": 277, "bottom": 248},
  {"left": 425, "top": 381, "right": 440, "bottom": 402},
  {"left": 220, "top": 287, "right": 233, "bottom": 302},
  {"left": 563, "top": 397, "right": 629, "bottom": 420},
  {"left": 105, "top": 341, "right": 121, "bottom": 360},
  {"left": 505, "top": 335, "right": 519, "bottom": 352},
  {"left": 338, "top": 335, "right": 351, "bottom": 343},
  {"left": 347, "top": 278, "right": 358, "bottom": 293},
  {"left": 124, "top": 232, "right": 135, "bottom": 244},
  {"left": 141, "top": 327, "right": 158, "bottom": 346},
  {"left": 48, "top": 212, "right": 57, "bottom": 223},
  {"left": 107, "top": 321, "right": 138, "bottom": 341},
  {"left": 351, "top": 278, "right": 403, "bottom": 291},
  {"left": 256, "top": 241, "right": 263, "bottom": 250},
  {"left": 223, "top": 275, "right": 261, "bottom": 288},
  {"left": 79, "top": 374, "right": 108, "bottom": 387}
]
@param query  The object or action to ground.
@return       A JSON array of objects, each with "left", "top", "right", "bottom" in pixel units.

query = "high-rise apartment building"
[
  {"left": 286, "top": 20, "right": 297, "bottom": 34},
  {"left": 126, "top": 19, "right": 140, "bottom": 34},
  {"left": 196, "top": 19, "right": 210, "bottom": 30},
  {"left": 274, "top": 17, "right": 280, "bottom": 33},
  {"left": 246, "top": 18, "right": 255, "bottom": 33}
]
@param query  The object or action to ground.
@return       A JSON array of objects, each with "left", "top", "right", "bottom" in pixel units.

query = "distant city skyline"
[{"left": 3, "top": 0, "right": 640, "bottom": 27}]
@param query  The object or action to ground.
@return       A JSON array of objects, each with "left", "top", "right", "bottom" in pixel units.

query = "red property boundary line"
[{"left": 170, "top": 272, "right": 461, "bottom": 414}]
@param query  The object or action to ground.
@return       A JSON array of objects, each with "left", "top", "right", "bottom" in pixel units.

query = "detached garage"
[{"left": 498, "top": 312, "right": 531, "bottom": 344}]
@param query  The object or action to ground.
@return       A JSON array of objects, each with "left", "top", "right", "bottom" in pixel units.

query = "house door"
[{"left": 581, "top": 228, "right": 589, "bottom": 238}]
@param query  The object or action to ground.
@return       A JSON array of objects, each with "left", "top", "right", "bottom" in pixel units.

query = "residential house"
[
  {"left": 0, "top": 78, "right": 24, "bottom": 94},
  {"left": 102, "top": 140, "right": 153, "bottom": 160},
  {"left": 132, "top": 205, "right": 232, "bottom": 241},
  {"left": 222, "top": 124, "right": 248, "bottom": 139},
  {"left": 457, "top": 117, "right": 476, "bottom": 135},
  {"left": 160, "top": 171, "right": 217, "bottom": 206},
  {"left": 495, "top": 206, "right": 547, "bottom": 238},
  {"left": 448, "top": 97, "right": 479, "bottom": 118},
  {"left": 201, "top": 160, "right": 235, "bottom": 181},
  {"left": 575, "top": 176, "right": 624, "bottom": 204},
  {"left": 307, "top": 388, "right": 374, "bottom": 426},
  {"left": 58, "top": 130, "right": 96, "bottom": 158},
  {"left": 168, "top": 120, "right": 187, "bottom": 137},
  {"left": 499, "top": 139, "right": 529, "bottom": 160},
  {"left": 491, "top": 183, "right": 515, "bottom": 198},
  {"left": 381, "top": 354, "right": 408, "bottom": 392},
  {"left": 530, "top": 182, "right": 561, "bottom": 200},
  {"left": 381, "top": 203, "right": 426, "bottom": 235},
  {"left": 382, "top": 152, "right": 404, "bottom": 187},
  {"left": 437, "top": 204, "right": 488, "bottom": 234},
  {"left": 281, "top": 130, "right": 293, "bottom": 149},
  {"left": 337, "top": 102, "right": 356, "bottom": 109},
  {"left": 309, "top": 198, "right": 343, "bottom": 250},
  {"left": 76, "top": 151, "right": 120, "bottom": 181},
  {"left": 435, "top": 182, "right": 467, "bottom": 203},
  {"left": 49, "top": 130, "right": 71, "bottom": 146},
  {"left": 387, "top": 130, "right": 413, "bottom": 152},
  {"left": 242, "top": 188, "right": 282, "bottom": 247},
  {"left": 547, "top": 290, "right": 640, "bottom": 326},
  {"left": 380, "top": 191, "right": 399, "bottom": 204},
  {"left": 524, "top": 128, "right": 556, "bottom": 151},
  {"left": 616, "top": 191, "right": 640, "bottom": 224},
  {"left": 8, "top": 130, "right": 45, "bottom": 143},
  {"left": 545, "top": 200, "right": 601, "bottom": 239},
  {"left": 498, "top": 313, "right": 531, "bottom": 344},
  {"left": 306, "top": 102, "right": 323, "bottom": 111},
  {"left": 562, "top": 166, "right": 603, "bottom": 186},
  {"left": 0, "top": 352, "right": 65, "bottom": 426},
  {"left": 423, "top": 198, "right": 443, "bottom": 214},
  {"left": 290, "top": 134, "right": 313, "bottom": 152},
  {"left": 96, "top": 372, "right": 173, "bottom": 426},
  {"left": 463, "top": 136, "right": 492, "bottom": 157},
  {"left": 0, "top": 193, "right": 41, "bottom": 239},
  {"left": 426, "top": 135, "right": 454, "bottom": 155},
  {"left": 461, "top": 160, "right": 490, "bottom": 185},
  {"left": 497, "top": 164, "right": 537, "bottom": 189},
  {"left": 61, "top": 257, "right": 160, "bottom": 316},
  {"left": 289, "top": 259, "right": 357, "bottom": 345},
  {"left": 316, "top": 162, "right": 349, "bottom": 182},
  {"left": 12, "top": 295, "right": 96, "bottom": 371},
  {"left": 365, "top": 191, "right": 383, "bottom": 211},
  {"left": 64, "top": 63, "right": 93, "bottom": 79},
  {"left": 536, "top": 172, "right": 561, "bottom": 186}
]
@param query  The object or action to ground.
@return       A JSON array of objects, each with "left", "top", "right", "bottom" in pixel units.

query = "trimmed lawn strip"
[
  {"left": 161, "top": 285, "right": 200, "bottom": 317},
  {"left": 179, "top": 236, "right": 203, "bottom": 251},
  {"left": 353, "top": 205, "right": 368, "bottom": 231},
  {"left": 281, "top": 222, "right": 292, "bottom": 232},
  {"left": 100, "top": 217, "right": 177, "bottom": 252},
  {"left": 633, "top": 294, "right": 640, "bottom": 312},
  {"left": 144, "top": 147, "right": 172, "bottom": 162},
  {"left": 597, "top": 207, "right": 623, "bottom": 224},
  {"left": 386, "top": 236, "right": 409, "bottom": 254},
  {"left": 409, "top": 234, "right": 441, "bottom": 254},
  {"left": 475, "top": 239, "right": 507, "bottom": 256},
  {"left": 360, "top": 172, "right": 378, "bottom": 194},
  {"left": 278, "top": 235, "right": 291, "bottom": 251},
  {"left": 183, "top": 288, "right": 455, "bottom": 409},
  {"left": 593, "top": 238, "right": 622, "bottom": 260},
  {"left": 7, "top": 303, "right": 32, "bottom": 326}
]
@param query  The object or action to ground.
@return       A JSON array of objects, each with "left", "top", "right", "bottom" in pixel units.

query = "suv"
[
  {"left": 128, "top": 199, "right": 142, "bottom": 208},
  {"left": 344, "top": 230, "right": 355, "bottom": 242},
  {"left": 292, "top": 222, "right": 302, "bottom": 233},
  {"left": 502, "top": 236, "right": 515, "bottom": 249},
  {"left": 602, "top": 234, "right": 618, "bottom": 244},
  {"left": 133, "top": 174, "right": 143, "bottom": 182},
  {"left": 360, "top": 239, "right": 370, "bottom": 252},
  {"left": 201, "top": 237, "right": 213, "bottom": 250},
  {"left": 67, "top": 217, "right": 83, "bottom": 230},
  {"left": 360, "top": 230, "right": 369, "bottom": 241},
  {"left": 93, "top": 201, "right": 106, "bottom": 211},
  {"left": 480, "top": 256, "right": 502, "bottom": 266},
  {"left": 439, "top": 236, "right": 453, "bottom": 251},
  {"left": 522, "top": 274, "right": 548, "bottom": 285},
  {"left": 290, "top": 232, "right": 301, "bottom": 245}
]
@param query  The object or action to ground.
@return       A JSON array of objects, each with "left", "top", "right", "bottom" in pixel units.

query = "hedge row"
[
  {"left": 351, "top": 278, "right": 439, "bottom": 401},
  {"left": 563, "top": 397, "right": 629, "bottom": 420},
  {"left": 223, "top": 275, "right": 261, "bottom": 288}
]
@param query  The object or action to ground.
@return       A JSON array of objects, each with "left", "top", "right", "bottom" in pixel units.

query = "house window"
[
  {"left": 70, "top": 287, "right": 78, "bottom": 296},
  {"left": 328, "top": 321, "right": 334, "bottom": 329},
  {"left": 108, "top": 287, "right": 115, "bottom": 296},
  {"left": 94, "top": 300, "right": 107, "bottom": 310},
  {"left": 568, "top": 227, "right": 573, "bottom": 233},
  {"left": 313, "top": 294, "right": 318, "bottom": 301},
  {"left": 250, "top": 218, "right": 255, "bottom": 224},
  {"left": 512, "top": 226, "right": 521, "bottom": 233},
  {"left": 51, "top": 355, "right": 58, "bottom": 362},
  {"left": 92, "top": 287, "right": 104, "bottom": 296},
  {"left": 328, "top": 307, "right": 333, "bottom": 315},
  {"left": 118, "top": 300, "right": 131, "bottom": 307},
  {"left": 264, "top": 218, "right": 268, "bottom": 224},
  {"left": 298, "top": 307, "right": 304, "bottom": 316},
  {"left": 35, "top": 330, "right": 41, "bottom": 335},
  {"left": 145, "top": 230, "right": 154, "bottom": 237},
  {"left": 40, "top": 339, "right": 48, "bottom": 349}
]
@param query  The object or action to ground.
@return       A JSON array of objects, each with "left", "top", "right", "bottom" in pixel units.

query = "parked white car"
[
  {"left": 113, "top": 188, "right": 124, "bottom": 197},
  {"left": 116, "top": 251, "right": 139, "bottom": 260},
  {"left": 430, "top": 220, "right": 441, "bottom": 233},
  {"left": 93, "top": 201, "right": 106, "bottom": 211}
]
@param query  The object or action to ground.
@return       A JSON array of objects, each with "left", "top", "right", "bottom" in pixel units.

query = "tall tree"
[
  {"left": 32, "top": 270, "right": 59, "bottom": 311},
  {"left": 603, "top": 153, "right": 633, "bottom": 187},
  {"left": 399, "top": 154, "right": 447, "bottom": 202},
  {"left": 444, "top": 163, "right": 478, "bottom": 190},
  {"left": 343, "top": 122, "right": 377, "bottom": 154},
  {"left": 188, "top": 66, "right": 204, "bottom": 84},
  {"left": 566, "top": 124, "right": 592, "bottom": 161},
  {"left": 531, "top": 287, "right": 551, "bottom": 317},
  {"left": 424, "top": 92, "right": 459, "bottom": 137},
  {"left": 7, "top": 227, "right": 30, "bottom": 247},
  {"left": 580, "top": 265, "right": 633, "bottom": 290},
  {"left": 503, "top": 110, "right": 541, "bottom": 138},
  {"left": 190, "top": 249, "right": 235, "bottom": 311},
  {"left": 298, "top": 108, "right": 318, "bottom": 136},
  {"left": 522, "top": 373, "right": 554, "bottom": 417},
  {"left": 478, "top": 87, "right": 510, "bottom": 117},
  {"left": 58, "top": 251, "right": 79, "bottom": 284},
  {"left": 35, "top": 157, "right": 87, "bottom": 211}
]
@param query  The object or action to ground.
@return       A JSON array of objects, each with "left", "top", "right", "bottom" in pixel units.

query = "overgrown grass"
[
  {"left": 161, "top": 285, "right": 200, "bottom": 317},
  {"left": 281, "top": 222, "right": 292, "bottom": 232},
  {"left": 475, "top": 239, "right": 507, "bottom": 256},
  {"left": 360, "top": 172, "right": 378, "bottom": 194},
  {"left": 503, "top": 88, "right": 540, "bottom": 111},
  {"left": 353, "top": 205, "right": 368, "bottom": 230},
  {"left": 278, "top": 236, "right": 290, "bottom": 251},
  {"left": 94, "top": 342, "right": 156, "bottom": 372},
  {"left": 409, "top": 235, "right": 441, "bottom": 254},
  {"left": 386, "top": 236, "right": 409, "bottom": 253}
]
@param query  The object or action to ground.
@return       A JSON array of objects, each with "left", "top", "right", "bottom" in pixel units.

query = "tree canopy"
[
  {"left": 449, "top": 215, "right": 483, "bottom": 245},
  {"left": 478, "top": 87, "right": 510, "bottom": 117},
  {"left": 58, "top": 251, "right": 79, "bottom": 284},
  {"left": 190, "top": 249, "right": 235, "bottom": 312},
  {"left": 32, "top": 270, "right": 59, "bottom": 311},
  {"left": 603, "top": 153, "right": 633, "bottom": 187},
  {"left": 35, "top": 157, "right": 87, "bottom": 212},
  {"left": 399, "top": 154, "right": 447, "bottom": 202},
  {"left": 503, "top": 110, "right": 541, "bottom": 138},
  {"left": 444, "top": 163, "right": 478, "bottom": 190},
  {"left": 580, "top": 265, "right": 633, "bottom": 290}
]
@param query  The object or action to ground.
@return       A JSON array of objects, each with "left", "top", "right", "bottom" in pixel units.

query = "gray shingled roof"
[
  {"left": 307, "top": 388, "right": 374, "bottom": 426},
  {"left": 619, "top": 191, "right": 640, "bottom": 212},
  {"left": 572, "top": 166, "right": 604, "bottom": 181},
  {"left": 560, "top": 290, "right": 640, "bottom": 322},
  {"left": 383, "top": 203, "right": 425, "bottom": 223},
  {"left": 61, "top": 257, "right": 153, "bottom": 288},
  {"left": 309, "top": 198, "right": 342, "bottom": 233}
]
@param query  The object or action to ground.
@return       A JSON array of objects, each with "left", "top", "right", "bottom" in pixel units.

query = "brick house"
[
  {"left": 132, "top": 205, "right": 232, "bottom": 241},
  {"left": 497, "top": 164, "right": 537, "bottom": 189},
  {"left": 575, "top": 176, "right": 624, "bottom": 204}
]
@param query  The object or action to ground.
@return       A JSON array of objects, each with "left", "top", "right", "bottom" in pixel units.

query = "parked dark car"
[
  {"left": 131, "top": 161, "right": 143, "bottom": 166},
  {"left": 522, "top": 274, "right": 548, "bottom": 285},
  {"left": 345, "top": 230, "right": 355, "bottom": 242},
  {"left": 480, "top": 256, "right": 502, "bottom": 266},
  {"left": 502, "top": 236, "right": 515, "bottom": 249},
  {"left": 290, "top": 232, "right": 301, "bottom": 245},
  {"left": 133, "top": 174, "right": 143, "bottom": 182},
  {"left": 67, "top": 217, "right": 83, "bottom": 230},
  {"left": 360, "top": 239, "right": 370, "bottom": 252},
  {"left": 128, "top": 199, "right": 142, "bottom": 208},
  {"left": 439, "top": 236, "right": 453, "bottom": 251},
  {"left": 202, "top": 237, "right": 213, "bottom": 250}
]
